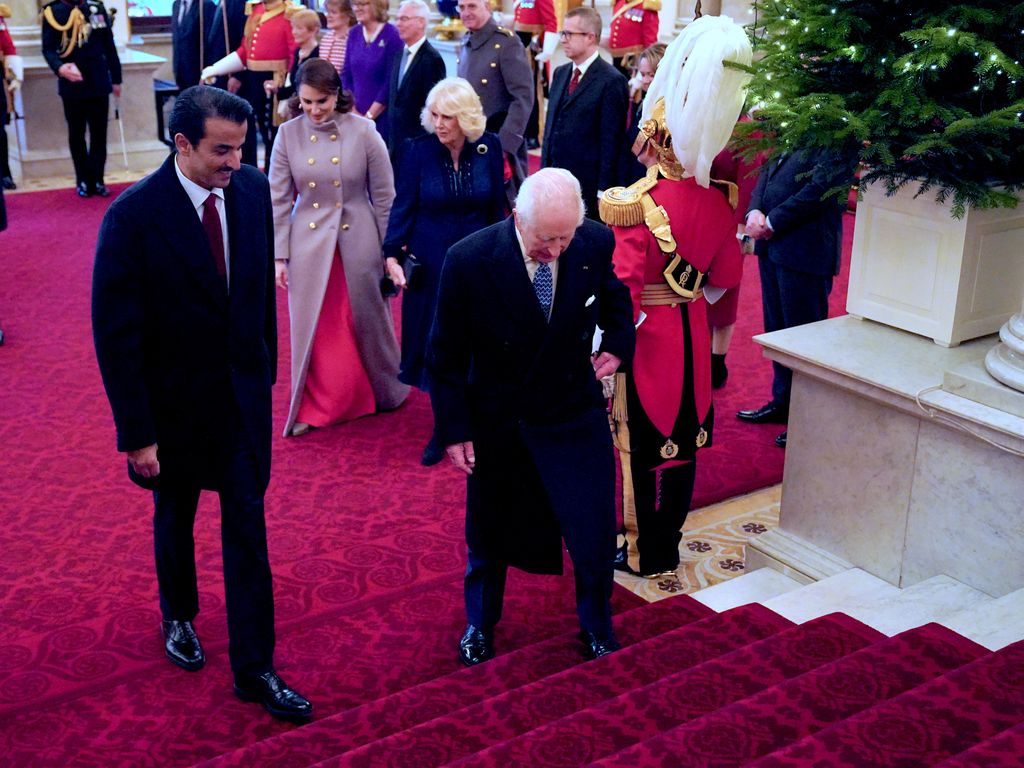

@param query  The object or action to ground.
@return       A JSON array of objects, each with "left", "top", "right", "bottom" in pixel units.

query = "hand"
[
  {"left": 745, "top": 210, "right": 772, "bottom": 240},
  {"left": 385, "top": 257, "right": 406, "bottom": 290},
  {"left": 446, "top": 441, "right": 476, "bottom": 475},
  {"left": 112, "top": 84, "right": 121, "bottom": 98},
  {"left": 58, "top": 63, "right": 84, "bottom": 82},
  {"left": 8, "top": 78, "right": 20, "bottom": 92},
  {"left": 275, "top": 261, "right": 288, "bottom": 290},
  {"left": 127, "top": 443, "right": 160, "bottom": 478},
  {"left": 264, "top": 80, "right": 278, "bottom": 94},
  {"left": 227, "top": 76, "right": 242, "bottom": 94},
  {"left": 535, "top": 50, "right": 550, "bottom": 63},
  {"left": 592, "top": 351, "right": 622, "bottom": 380}
]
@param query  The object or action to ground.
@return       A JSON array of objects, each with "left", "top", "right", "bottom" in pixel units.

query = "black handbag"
[{"left": 381, "top": 254, "right": 424, "bottom": 297}]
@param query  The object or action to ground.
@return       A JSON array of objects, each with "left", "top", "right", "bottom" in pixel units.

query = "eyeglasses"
[
  {"left": 558, "top": 30, "right": 591, "bottom": 40},
  {"left": 396, "top": 15, "right": 423, "bottom": 21}
]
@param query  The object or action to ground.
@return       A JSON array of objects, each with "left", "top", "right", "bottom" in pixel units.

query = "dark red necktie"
[
  {"left": 202, "top": 193, "right": 227, "bottom": 285},
  {"left": 568, "top": 67, "right": 581, "bottom": 95}
]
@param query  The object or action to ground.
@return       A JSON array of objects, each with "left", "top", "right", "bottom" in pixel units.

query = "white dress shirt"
[
  {"left": 174, "top": 155, "right": 231, "bottom": 288},
  {"left": 401, "top": 36, "right": 427, "bottom": 80}
]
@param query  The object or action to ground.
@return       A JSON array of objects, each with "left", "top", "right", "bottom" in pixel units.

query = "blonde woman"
[
  {"left": 382, "top": 77, "right": 507, "bottom": 464},
  {"left": 264, "top": 8, "right": 321, "bottom": 107}
]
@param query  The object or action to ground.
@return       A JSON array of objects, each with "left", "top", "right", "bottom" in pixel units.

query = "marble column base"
[{"left": 985, "top": 311, "right": 1024, "bottom": 393}]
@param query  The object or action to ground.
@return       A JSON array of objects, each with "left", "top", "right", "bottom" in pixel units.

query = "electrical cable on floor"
[{"left": 914, "top": 384, "right": 1024, "bottom": 458}]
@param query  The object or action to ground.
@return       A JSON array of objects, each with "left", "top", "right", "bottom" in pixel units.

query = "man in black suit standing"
[
  {"left": 92, "top": 86, "right": 312, "bottom": 723},
  {"left": 171, "top": 0, "right": 217, "bottom": 89},
  {"left": 737, "top": 148, "right": 855, "bottom": 447},
  {"left": 542, "top": 6, "right": 628, "bottom": 219},
  {"left": 429, "top": 168, "right": 636, "bottom": 666},
  {"left": 388, "top": 0, "right": 447, "bottom": 161}
]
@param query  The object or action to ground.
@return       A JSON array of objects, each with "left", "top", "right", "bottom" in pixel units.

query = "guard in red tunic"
[
  {"left": 202, "top": 0, "right": 296, "bottom": 168},
  {"left": 608, "top": 0, "right": 659, "bottom": 77},
  {"left": 600, "top": 15, "right": 752, "bottom": 578},
  {"left": 513, "top": 0, "right": 564, "bottom": 149}
]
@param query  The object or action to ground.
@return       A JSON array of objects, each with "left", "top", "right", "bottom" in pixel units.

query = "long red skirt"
[{"left": 296, "top": 248, "right": 376, "bottom": 426}]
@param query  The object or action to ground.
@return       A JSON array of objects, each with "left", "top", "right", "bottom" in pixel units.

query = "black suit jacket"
[
  {"left": 748, "top": 148, "right": 855, "bottom": 277},
  {"left": 171, "top": 0, "right": 217, "bottom": 89},
  {"left": 93, "top": 156, "right": 277, "bottom": 490},
  {"left": 41, "top": 0, "right": 121, "bottom": 100},
  {"left": 428, "top": 217, "right": 634, "bottom": 573},
  {"left": 386, "top": 40, "right": 447, "bottom": 159},
  {"left": 206, "top": 0, "right": 247, "bottom": 66},
  {"left": 542, "top": 57, "right": 628, "bottom": 216}
]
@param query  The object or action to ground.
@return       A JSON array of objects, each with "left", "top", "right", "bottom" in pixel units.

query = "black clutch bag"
[{"left": 381, "top": 254, "right": 425, "bottom": 297}]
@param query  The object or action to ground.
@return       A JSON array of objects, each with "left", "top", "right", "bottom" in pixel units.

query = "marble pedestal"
[
  {"left": 10, "top": 48, "right": 168, "bottom": 182},
  {"left": 749, "top": 315, "right": 1024, "bottom": 598}
]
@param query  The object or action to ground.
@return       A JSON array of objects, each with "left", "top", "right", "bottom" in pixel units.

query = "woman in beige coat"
[{"left": 270, "top": 58, "right": 408, "bottom": 436}]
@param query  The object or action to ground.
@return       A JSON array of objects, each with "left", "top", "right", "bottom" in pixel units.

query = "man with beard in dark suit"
[
  {"left": 92, "top": 86, "right": 312, "bottom": 722},
  {"left": 171, "top": 0, "right": 217, "bottom": 89},
  {"left": 429, "top": 168, "right": 635, "bottom": 666}
]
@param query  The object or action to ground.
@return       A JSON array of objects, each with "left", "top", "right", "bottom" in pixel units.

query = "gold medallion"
[{"left": 659, "top": 439, "right": 679, "bottom": 459}]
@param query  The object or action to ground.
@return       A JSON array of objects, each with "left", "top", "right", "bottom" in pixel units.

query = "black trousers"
[
  {"left": 238, "top": 70, "right": 275, "bottom": 171},
  {"left": 758, "top": 254, "right": 833, "bottom": 408},
  {"left": 152, "top": 420, "right": 275, "bottom": 680},
  {"left": 61, "top": 95, "right": 108, "bottom": 187},
  {"left": 0, "top": 111, "right": 11, "bottom": 179}
]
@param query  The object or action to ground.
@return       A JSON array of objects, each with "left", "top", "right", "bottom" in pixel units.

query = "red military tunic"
[
  {"left": 236, "top": 2, "right": 296, "bottom": 71},
  {"left": 609, "top": 0, "right": 660, "bottom": 59},
  {"left": 513, "top": 0, "right": 563, "bottom": 36}
]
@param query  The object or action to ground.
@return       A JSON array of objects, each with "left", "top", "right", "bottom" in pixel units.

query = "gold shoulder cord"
[
  {"left": 43, "top": 6, "right": 89, "bottom": 59},
  {"left": 598, "top": 165, "right": 660, "bottom": 228}
]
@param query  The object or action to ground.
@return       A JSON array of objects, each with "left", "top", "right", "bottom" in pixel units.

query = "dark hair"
[
  {"left": 287, "top": 57, "right": 354, "bottom": 117},
  {"left": 169, "top": 86, "right": 252, "bottom": 148}
]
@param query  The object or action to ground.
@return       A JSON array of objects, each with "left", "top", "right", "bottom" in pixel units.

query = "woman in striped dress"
[{"left": 319, "top": 0, "right": 355, "bottom": 76}]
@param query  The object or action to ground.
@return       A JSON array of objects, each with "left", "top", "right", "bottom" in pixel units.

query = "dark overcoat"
[
  {"left": 171, "top": 0, "right": 217, "bottom": 89},
  {"left": 428, "top": 217, "right": 635, "bottom": 574},
  {"left": 386, "top": 39, "right": 447, "bottom": 160},
  {"left": 92, "top": 156, "right": 277, "bottom": 490}
]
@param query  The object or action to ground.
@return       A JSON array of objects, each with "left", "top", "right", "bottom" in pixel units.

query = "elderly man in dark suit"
[
  {"left": 737, "top": 148, "right": 855, "bottom": 447},
  {"left": 92, "top": 86, "right": 312, "bottom": 722},
  {"left": 429, "top": 168, "right": 636, "bottom": 666},
  {"left": 542, "top": 6, "right": 629, "bottom": 219},
  {"left": 171, "top": 0, "right": 217, "bottom": 89},
  {"left": 388, "top": 0, "right": 447, "bottom": 161}
]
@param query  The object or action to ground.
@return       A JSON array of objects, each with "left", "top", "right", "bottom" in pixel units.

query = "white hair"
[
  {"left": 515, "top": 168, "right": 586, "bottom": 227},
  {"left": 398, "top": 0, "right": 430, "bottom": 18},
  {"left": 643, "top": 15, "right": 752, "bottom": 187}
]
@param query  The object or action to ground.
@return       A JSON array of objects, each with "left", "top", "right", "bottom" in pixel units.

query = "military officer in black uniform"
[
  {"left": 456, "top": 0, "right": 533, "bottom": 174},
  {"left": 41, "top": 0, "right": 122, "bottom": 198}
]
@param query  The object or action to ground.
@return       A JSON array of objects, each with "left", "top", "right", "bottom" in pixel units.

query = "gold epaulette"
[
  {"left": 599, "top": 168, "right": 659, "bottom": 228},
  {"left": 641, "top": 0, "right": 661, "bottom": 10},
  {"left": 496, "top": 26, "right": 515, "bottom": 37},
  {"left": 709, "top": 177, "right": 739, "bottom": 211}
]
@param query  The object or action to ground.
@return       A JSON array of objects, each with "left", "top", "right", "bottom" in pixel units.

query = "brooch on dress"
[{"left": 476, "top": 144, "right": 488, "bottom": 155}]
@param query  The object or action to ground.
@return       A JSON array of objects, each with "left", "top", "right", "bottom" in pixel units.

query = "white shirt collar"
[
  {"left": 574, "top": 49, "right": 601, "bottom": 79},
  {"left": 405, "top": 35, "right": 427, "bottom": 59},
  {"left": 174, "top": 154, "right": 225, "bottom": 211}
]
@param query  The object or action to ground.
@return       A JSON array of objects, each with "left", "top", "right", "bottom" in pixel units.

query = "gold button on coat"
[
  {"left": 309, "top": 222, "right": 317, "bottom": 229},
  {"left": 490, "top": 62, "right": 497, "bottom": 68},
  {"left": 310, "top": 135, "right": 317, "bottom": 142},
  {"left": 333, "top": 180, "right": 340, "bottom": 187},
  {"left": 330, "top": 134, "right": 337, "bottom": 141},
  {"left": 308, "top": 158, "right": 315, "bottom": 165},
  {"left": 341, "top": 223, "right": 350, "bottom": 230},
  {"left": 494, "top": 43, "right": 500, "bottom": 49},
  {"left": 313, "top": 202, "right": 320, "bottom": 209},
  {"left": 481, "top": 78, "right": 488, "bottom": 84},
  {"left": 308, "top": 181, "right": 316, "bottom": 188},
  {"left": 331, "top": 157, "right": 339, "bottom": 164}
]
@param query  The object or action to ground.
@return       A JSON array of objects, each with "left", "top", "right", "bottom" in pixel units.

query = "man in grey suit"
[{"left": 456, "top": 0, "right": 533, "bottom": 172}]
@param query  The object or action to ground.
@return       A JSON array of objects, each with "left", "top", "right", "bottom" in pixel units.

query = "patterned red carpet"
[{"left": 0, "top": 186, "right": 864, "bottom": 766}]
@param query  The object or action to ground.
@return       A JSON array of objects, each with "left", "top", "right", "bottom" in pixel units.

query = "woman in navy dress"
[{"left": 383, "top": 77, "right": 507, "bottom": 464}]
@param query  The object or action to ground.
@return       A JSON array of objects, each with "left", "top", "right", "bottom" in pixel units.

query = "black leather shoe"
[
  {"left": 580, "top": 629, "right": 621, "bottom": 660},
  {"left": 161, "top": 620, "right": 205, "bottom": 671},
  {"left": 458, "top": 624, "right": 494, "bottom": 666},
  {"left": 775, "top": 430, "right": 788, "bottom": 448},
  {"left": 93, "top": 183, "right": 111, "bottom": 197},
  {"left": 234, "top": 670, "right": 313, "bottom": 722},
  {"left": 76, "top": 182, "right": 92, "bottom": 198},
  {"left": 736, "top": 402, "right": 789, "bottom": 424},
  {"left": 1, "top": 176, "right": 15, "bottom": 190},
  {"left": 421, "top": 435, "right": 444, "bottom": 467}
]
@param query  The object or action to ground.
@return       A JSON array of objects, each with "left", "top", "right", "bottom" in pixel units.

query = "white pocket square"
[{"left": 585, "top": 295, "right": 596, "bottom": 307}]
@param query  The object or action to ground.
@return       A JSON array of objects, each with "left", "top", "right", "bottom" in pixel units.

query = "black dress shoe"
[
  {"left": 161, "top": 620, "right": 205, "bottom": 671},
  {"left": 93, "top": 183, "right": 111, "bottom": 197},
  {"left": 736, "top": 402, "right": 789, "bottom": 424},
  {"left": 580, "top": 629, "right": 621, "bottom": 660},
  {"left": 458, "top": 624, "right": 494, "bottom": 666},
  {"left": 775, "top": 430, "right": 788, "bottom": 448},
  {"left": 76, "top": 182, "right": 92, "bottom": 198},
  {"left": 1, "top": 176, "right": 15, "bottom": 190},
  {"left": 421, "top": 435, "right": 444, "bottom": 467},
  {"left": 234, "top": 670, "right": 313, "bottom": 722}
]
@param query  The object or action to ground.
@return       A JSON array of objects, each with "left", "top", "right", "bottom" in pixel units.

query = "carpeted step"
[
  {"left": 566, "top": 622, "right": 985, "bottom": 768},
  {"left": 198, "top": 594, "right": 712, "bottom": 768},
  {"left": 932, "top": 721, "right": 1024, "bottom": 767},
  {"left": 746, "top": 638, "right": 1024, "bottom": 767},
  {"left": 453, "top": 611, "right": 885, "bottom": 768},
  {"left": 311, "top": 603, "right": 796, "bottom": 767}
]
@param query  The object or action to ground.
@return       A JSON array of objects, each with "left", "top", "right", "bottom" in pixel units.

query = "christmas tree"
[{"left": 737, "top": 1, "right": 1024, "bottom": 216}]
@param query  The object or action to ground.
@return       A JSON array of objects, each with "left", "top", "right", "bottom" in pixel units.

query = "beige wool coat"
[{"left": 270, "top": 111, "right": 409, "bottom": 436}]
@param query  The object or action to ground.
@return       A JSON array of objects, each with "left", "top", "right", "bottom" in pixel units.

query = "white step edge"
[
  {"left": 745, "top": 528, "right": 854, "bottom": 584},
  {"left": 939, "top": 587, "right": 1024, "bottom": 651},
  {"left": 691, "top": 567, "right": 804, "bottom": 613},
  {"left": 762, "top": 568, "right": 902, "bottom": 626},
  {"left": 849, "top": 575, "right": 993, "bottom": 637}
]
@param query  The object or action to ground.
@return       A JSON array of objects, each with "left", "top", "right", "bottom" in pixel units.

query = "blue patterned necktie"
[{"left": 534, "top": 262, "right": 553, "bottom": 320}]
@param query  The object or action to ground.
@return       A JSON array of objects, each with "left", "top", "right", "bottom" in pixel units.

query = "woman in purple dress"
[{"left": 342, "top": 0, "right": 402, "bottom": 143}]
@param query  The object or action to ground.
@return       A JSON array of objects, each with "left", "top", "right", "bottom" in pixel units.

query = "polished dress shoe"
[
  {"left": 775, "top": 430, "right": 788, "bottom": 448},
  {"left": 234, "top": 670, "right": 313, "bottom": 722},
  {"left": 421, "top": 435, "right": 444, "bottom": 467},
  {"left": 76, "top": 182, "right": 92, "bottom": 198},
  {"left": 458, "top": 624, "right": 494, "bottom": 666},
  {"left": 161, "top": 620, "right": 205, "bottom": 671},
  {"left": 580, "top": 629, "right": 621, "bottom": 660},
  {"left": 736, "top": 402, "right": 789, "bottom": 424},
  {"left": 1, "top": 176, "right": 15, "bottom": 190},
  {"left": 93, "top": 183, "right": 111, "bottom": 197}
]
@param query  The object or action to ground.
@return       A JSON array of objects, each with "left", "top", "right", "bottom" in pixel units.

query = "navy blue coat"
[
  {"left": 386, "top": 40, "right": 447, "bottom": 160},
  {"left": 92, "top": 157, "right": 277, "bottom": 490}
]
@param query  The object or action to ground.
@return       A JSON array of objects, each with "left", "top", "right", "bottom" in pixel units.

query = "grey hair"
[
  {"left": 398, "top": 0, "right": 430, "bottom": 18},
  {"left": 514, "top": 168, "right": 586, "bottom": 227}
]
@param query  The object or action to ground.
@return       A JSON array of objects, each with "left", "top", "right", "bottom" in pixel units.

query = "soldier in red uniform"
[
  {"left": 513, "top": 0, "right": 563, "bottom": 149},
  {"left": 608, "top": 0, "right": 659, "bottom": 78},
  {"left": 202, "top": 0, "right": 297, "bottom": 168},
  {"left": 1, "top": 4, "right": 24, "bottom": 189},
  {"left": 600, "top": 15, "right": 752, "bottom": 578}
]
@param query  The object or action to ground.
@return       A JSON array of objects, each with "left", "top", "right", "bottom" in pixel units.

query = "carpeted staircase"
[{"left": 196, "top": 595, "right": 1023, "bottom": 768}]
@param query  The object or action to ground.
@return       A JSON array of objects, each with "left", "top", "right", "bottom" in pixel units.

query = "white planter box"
[{"left": 846, "top": 183, "right": 1024, "bottom": 347}]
